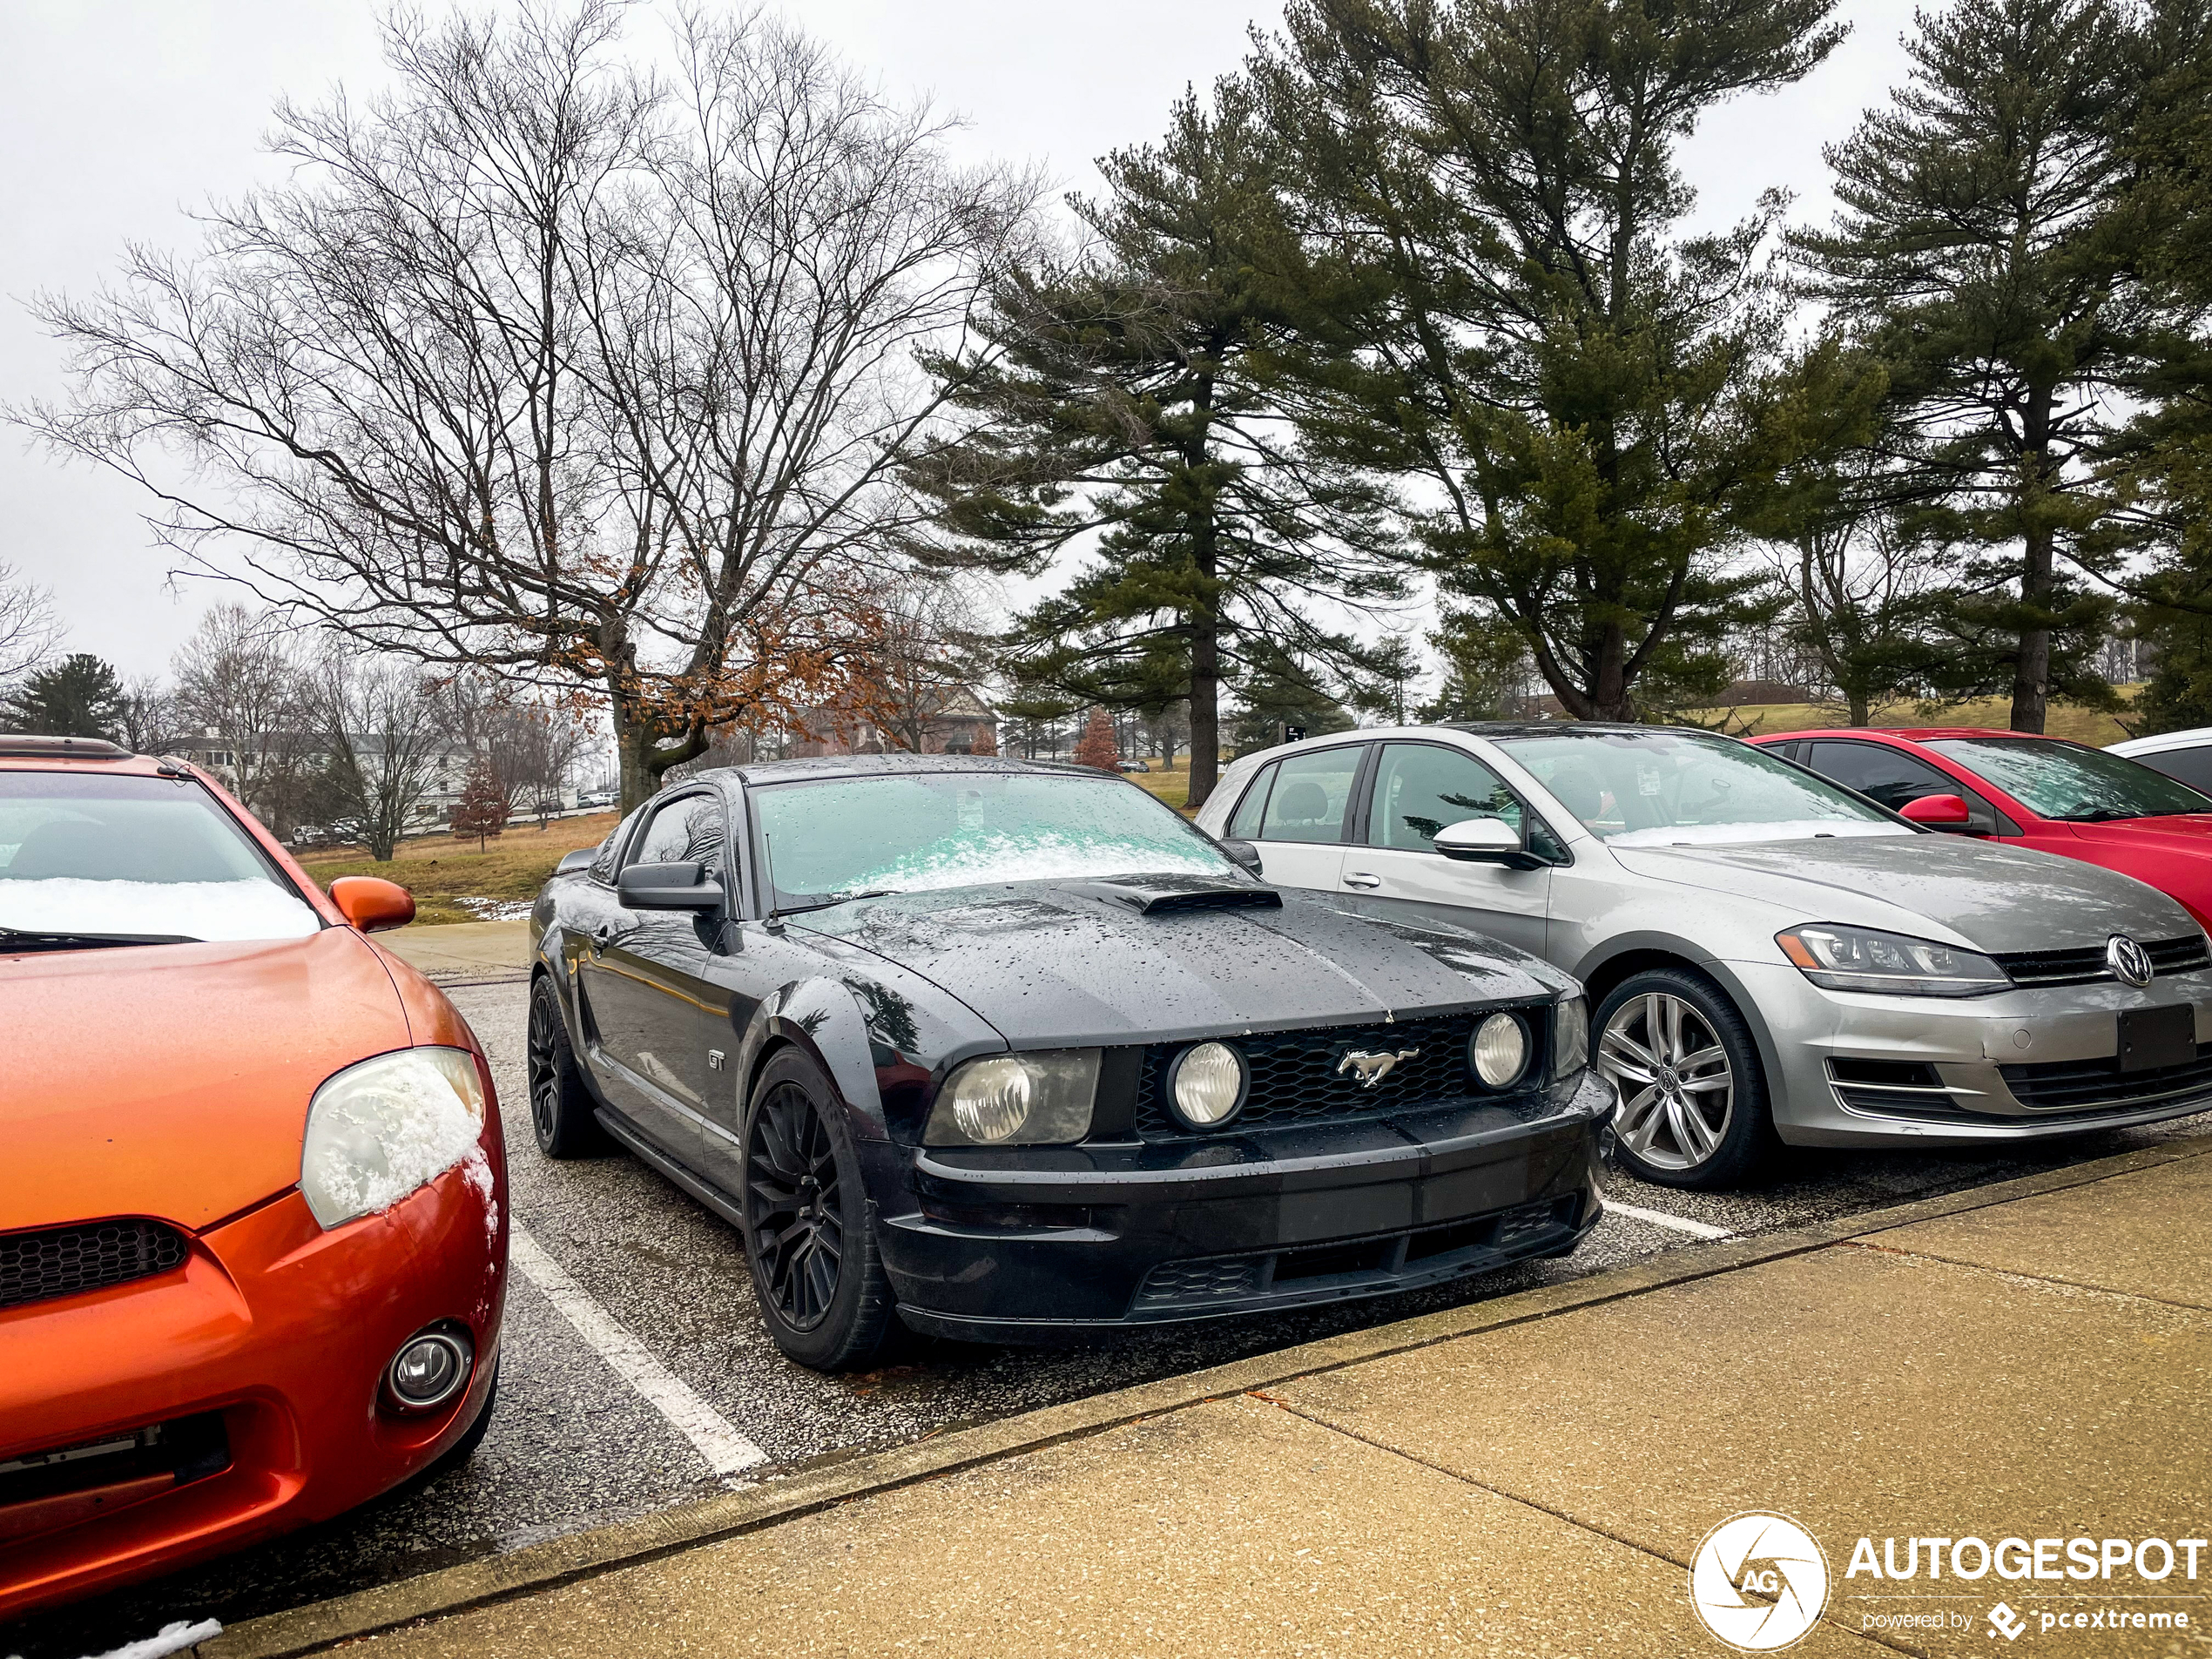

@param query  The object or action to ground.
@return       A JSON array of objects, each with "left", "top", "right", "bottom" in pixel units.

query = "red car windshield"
[
  {"left": 1925, "top": 738, "right": 2212, "bottom": 823},
  {"left": 0, "top": 771, "right": 320, "bottom": 947}
]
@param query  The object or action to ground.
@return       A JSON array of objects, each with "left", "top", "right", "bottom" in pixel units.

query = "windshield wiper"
[
  {"left": 770, "top": 889, "right": 897, "bottom": 921},
  {"left": 0, "top": 927, "right": 202, "bottom": 952}
]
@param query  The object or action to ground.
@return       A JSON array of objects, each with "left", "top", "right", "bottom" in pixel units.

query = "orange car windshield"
[{"left": 0, "top": 772, "right": 321, "bottom": 947}]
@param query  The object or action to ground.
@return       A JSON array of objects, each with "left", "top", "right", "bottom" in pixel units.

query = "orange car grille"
[{"left": 0, "top": 1220, "right": 188, "bottom": 1312}]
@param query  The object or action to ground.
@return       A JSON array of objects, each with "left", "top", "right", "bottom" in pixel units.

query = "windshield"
[
  {"left": 1496, "top": 729, "right": 1905, "bottom": 846},
  {"left": 0, "top": 771, "right": 321, "bottom": 946},
  {"left": 751, "top": 771, "right": 1236, "bottom": 906},
  {"left": 1926, "top": 738, "right": 2212, "bottom": 822}
]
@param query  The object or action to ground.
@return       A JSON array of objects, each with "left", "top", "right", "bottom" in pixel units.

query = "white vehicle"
[{"left": 2108, "top": 726, "right": 2212, "bottom": 796}]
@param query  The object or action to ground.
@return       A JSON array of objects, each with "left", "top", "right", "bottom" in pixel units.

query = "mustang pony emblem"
[{"left": 1337, "top": 1048, "right": 1420, "bottom": 1087}]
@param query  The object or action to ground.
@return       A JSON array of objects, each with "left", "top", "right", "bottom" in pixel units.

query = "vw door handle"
[{"left": 1342, "top": 872, "right": 1382, "bottom": 890}]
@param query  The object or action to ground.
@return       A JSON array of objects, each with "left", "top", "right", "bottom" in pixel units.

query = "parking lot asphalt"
[{"left": 16, "top": 977, "right": 2212, "bottom": 1659}]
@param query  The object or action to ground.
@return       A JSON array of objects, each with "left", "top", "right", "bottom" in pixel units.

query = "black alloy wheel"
[
  {"left": 528, "top": 974, "right": 610, "bottom": 1158},
  {"left": 741, "top": 1049, "right": 893, "bottom": 1370}
]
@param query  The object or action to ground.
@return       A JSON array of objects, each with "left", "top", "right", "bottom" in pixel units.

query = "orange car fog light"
[{"left": 384, "top": 1328, "right": 473, "bottom": 1413}]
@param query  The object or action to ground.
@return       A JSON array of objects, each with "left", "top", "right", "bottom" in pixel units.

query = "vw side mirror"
[
  {"left": 1219, "top": 838, "right": 1265, "bottom": 876},
  {"left": 1434, "top": 818, "right": 1528, "bottom": 864},
  {"left": 1900, "top": 793, "right": 1974, "bottom": 831},
  {"left": 617, "top": 860, "right": 726, "bottom": 911}
]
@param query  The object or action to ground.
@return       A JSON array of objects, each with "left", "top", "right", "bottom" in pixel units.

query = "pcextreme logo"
[{"left": 1689, "top": 1512, "right": 1831, "bottom": 1651}]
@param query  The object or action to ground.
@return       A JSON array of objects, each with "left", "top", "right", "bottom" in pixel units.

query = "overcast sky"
[{"left": 0, "top": 0, "right": 1918, "bottom": 680}]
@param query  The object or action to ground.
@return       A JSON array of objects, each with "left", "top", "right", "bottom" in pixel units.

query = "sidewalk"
[
  {"left": 204, "top": 1137, "right": 2212, "bottom": 1659},
  {"left": 377, "top": 921, "right": 529, "bottom": 983}
]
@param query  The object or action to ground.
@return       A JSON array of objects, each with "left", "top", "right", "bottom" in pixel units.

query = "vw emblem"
[{"left": 2107, "top": 934, "right": 2155, "bottom": 988}]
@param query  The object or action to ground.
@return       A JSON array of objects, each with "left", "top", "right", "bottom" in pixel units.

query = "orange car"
[{"left": 0, "top": 737, "right": 508, "bottom": 1619}]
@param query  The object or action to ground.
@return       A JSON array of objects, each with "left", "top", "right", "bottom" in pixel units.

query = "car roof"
[
  {"left": 2109, "top": 727, "right": 2212, "bottom": 754},
  {"left": 1754, "top": 726, "right": 2060, "bottom": 744},
  {"left": 0, "top": 736, "right": 172, "bottom": 775},
  {"left": 696, "top": 752, "right": 1104, "bottom": 788}
]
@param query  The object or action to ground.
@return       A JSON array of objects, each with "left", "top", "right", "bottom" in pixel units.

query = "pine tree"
[
  {"left": 1792, "top": 0, "right": 2148, "bottom": 732},
  {"left": 1072, "top": 707, "right": 1122, "bottom": 772},
  {"left": 1254, "top": 0, "right": 1843, "bottom": 720},
  {"left": 909, "top": 78, "right": 1405, "bottom": 810},
  {"left": 448, "top": 755, "right": 509, "bottom": 853},
  {"left": 1, "top": 653, "right": 126, "bottom": 739}
]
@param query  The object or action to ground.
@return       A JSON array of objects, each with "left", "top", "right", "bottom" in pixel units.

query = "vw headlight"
[
  {"left": 1777, "top": 924, "right": 2011, "bottom": 997},
  {"left": 301, "top": 1048, "right": 488, "bottom": 1230},
  {"left": 1553, "top": 995, "right": 1589, "bottom": 1079},
  {"left": 925, "top": 1049, "right": 1100, "bottom": 1146}
]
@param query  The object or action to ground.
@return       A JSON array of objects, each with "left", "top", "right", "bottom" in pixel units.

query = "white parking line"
[
  {"left": 509, "top": 1224, "right": 767, "bottom": 1476},
  {"left": 1604, "top": 1200, "right": 1735, "bottom": 1241}
]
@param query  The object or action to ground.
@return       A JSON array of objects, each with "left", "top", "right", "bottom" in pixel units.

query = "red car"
[
  {"left": 0, "top": 737, "right": 507, "bottom": 1619},
  {"left": 1754, "top": 727, "right": 2212, "bottom": 927}
]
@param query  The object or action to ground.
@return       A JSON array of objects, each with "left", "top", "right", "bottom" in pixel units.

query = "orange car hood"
[{"left": 3, "top": 927, "right": 411, "bottom": 1234}]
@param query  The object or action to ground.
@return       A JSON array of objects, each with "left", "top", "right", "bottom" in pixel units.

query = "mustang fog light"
[
  {"left": 1170, "top": 1041, "right": 1247, "bottom": 1128},
  {"left": 1470, "top": 1014, "right": 1529, "bottom": 1088},
  {"left": 386, "top": 1327, "right": 474, "bottom": 1413},
  {"left": 926, "top": 1050, "right": 1101, "bottom": 1146}
]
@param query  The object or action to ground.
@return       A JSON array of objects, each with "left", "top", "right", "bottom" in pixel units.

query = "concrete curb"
[{"left": 199, "top": 1131, "right": 2212, "bottom": 1659}]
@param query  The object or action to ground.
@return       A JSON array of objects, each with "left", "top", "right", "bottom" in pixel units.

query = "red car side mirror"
[
  {"left": 1900, "top": 793, "right": 1973, "bottom": 830},
  {"left": 330, "top": 875, "right": 417, "bottom": 933}
]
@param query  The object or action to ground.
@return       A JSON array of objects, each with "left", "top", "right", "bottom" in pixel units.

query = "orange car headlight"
[{"left": 300, "top": 1048, "right": 488, "bottom": 1230}]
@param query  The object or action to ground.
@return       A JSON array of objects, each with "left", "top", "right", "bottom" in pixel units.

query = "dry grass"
[
  {"left": 297, "top": 812, "right": 620, "bottom": 926},
  {"left": 1676, "top": 688, "right": 2141, "bottom": 747}
]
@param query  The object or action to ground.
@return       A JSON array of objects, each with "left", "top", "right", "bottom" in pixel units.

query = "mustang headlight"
[
  {"left": 1777, "top": 923, "right": 2011, "bottom": 997},
  {"left": 301, "top": 1048, "right": 489, "bottom": 1230},
  {"left": 925, "top": 1049, "right": 1100, "bottom": 1147},
  {"left": 1553, "top": 995, "right": 1589, "bottom": 1079}
]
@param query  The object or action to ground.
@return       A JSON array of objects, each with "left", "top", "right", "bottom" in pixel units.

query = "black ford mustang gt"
[{"left": 528, "top": 754, "right": 1608, "bottom": 1368}]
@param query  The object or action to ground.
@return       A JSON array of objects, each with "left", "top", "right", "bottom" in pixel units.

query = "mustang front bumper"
[{"left": 868, "top": 1069, "right": 1610, "bottom": 1342}]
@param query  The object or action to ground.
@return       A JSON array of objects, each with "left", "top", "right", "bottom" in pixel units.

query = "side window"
[
  {"left": 1808, "top": 741, "right": 1957, "bottom": 811},
  {"left": 626, "top": 792, "right": 728, "bottom": 873},
  {"left": 1367, "top": 743, "right": 1523, "bottom": 851},
  {"left": 2139, "top": 745, "right": 2212, "bottom": 796},
  {"left": 590, "top": 804, "right": 650, "bottom": 883},
  {"left": 1257, "top": 746, "right": 1364, "bottom": 844},
  {"left": 1226, "top": 764, "right": 1278, "bottom": 840}
]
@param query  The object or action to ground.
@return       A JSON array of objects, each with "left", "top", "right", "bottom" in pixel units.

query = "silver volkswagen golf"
[{"left": 1195, "top": 723, "right": 2212, "bottom": 1189}]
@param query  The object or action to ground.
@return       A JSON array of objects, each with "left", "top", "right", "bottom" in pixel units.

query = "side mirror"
[
  {"left": 617, "top": 860, "right": 726, "bottom": 911},
  {"left": 330, "top": 875, "right": 416, "bottom": 934},
  {"left": 556, "top": 848, "right": 597, "bottom": 875},
  {"left": 1434, "top": 817, "right": 1529, "bottom": 864},
  {"left": 1900, "top": 793, "right": 1974, "bottom": 831},
  {"left": 1218, "top": 838, "right": 1265, "bottom": 877}
]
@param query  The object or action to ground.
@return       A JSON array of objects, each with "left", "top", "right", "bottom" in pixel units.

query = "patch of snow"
[
  {"left": 456, "top": 897, "right": 536, "bottom": 921},
  {"left": 71, "top": 1619, "right": 222, "bottom": 1659},
  {"left": 0, "top": 878, "right": 320, "bottom": 941}
]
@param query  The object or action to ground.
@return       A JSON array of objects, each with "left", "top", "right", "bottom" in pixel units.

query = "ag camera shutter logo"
[{"left": 1689, "top": 1512, "right": 1831, "bottom": 1651}]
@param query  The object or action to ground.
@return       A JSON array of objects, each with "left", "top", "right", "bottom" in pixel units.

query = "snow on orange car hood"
[{"left": 2, "top": 926, "right": 412, "bottom": 1234}]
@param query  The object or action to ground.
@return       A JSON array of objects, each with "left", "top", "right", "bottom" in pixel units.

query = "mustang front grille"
[
  {"left": 1992, "top": 934, "right": 2211, "bottom": 988},
  {"left": 2000, "top": 1044, "right": 2212, "bottom": 1113},
  {"left": 0, "top": 1219, "right": 189, "bottom": 1312},
  {"left": 1131, "top": 1007, "right": 1548, "bottom": 1138}
]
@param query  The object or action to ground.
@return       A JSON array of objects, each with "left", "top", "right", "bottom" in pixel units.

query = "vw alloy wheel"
[
  {"left": 1598, "top": 991, "right": 1736, "bottom": 1172},
  {"left": 743, "top": 1081, "right": 845, "bottom": 1332}
]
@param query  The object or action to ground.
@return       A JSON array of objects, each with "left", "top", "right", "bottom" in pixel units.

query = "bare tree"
[
  {"left": 172, "top": 603, "right": 316, "bottom": 831},
  {"left": 0, "top": 562, "right": 62, "bottom": 685},
  {"left": 858, "top": 579, "right": 994, "bottom": 752},
  {"left": 116, "top": 675, "right": 185, "bottom": 755},
  {"left": 310, "top": 651, "right": 444, "bottom": 861},
  {"left": 19, "top": 3, "right": 1036, "bottom": 809}
]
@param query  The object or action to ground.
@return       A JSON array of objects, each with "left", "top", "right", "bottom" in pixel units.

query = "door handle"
[{"left": 1343, "top": 872, "right": 1382, "bottom": 890}]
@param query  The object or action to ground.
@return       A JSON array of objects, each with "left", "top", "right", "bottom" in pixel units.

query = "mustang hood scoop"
[{"left": 1067, "top": 876, "right": 1284, "bottom": 914}]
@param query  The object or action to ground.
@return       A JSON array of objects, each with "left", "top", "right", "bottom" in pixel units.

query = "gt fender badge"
[{"left": 1337, "top": 1048, "right": 1419, "bottom": 1087}]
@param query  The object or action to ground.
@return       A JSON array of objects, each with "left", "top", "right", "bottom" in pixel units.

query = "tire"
[
  {"left": 740, "top": 1049, "right": 894, "bottom": 1371},
  {"left": 1594, "top": 967, "right": 1777, "bottom": 1190},
  {"left": 528, "top": 974, "right": 610, "bottom": 1158}
]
